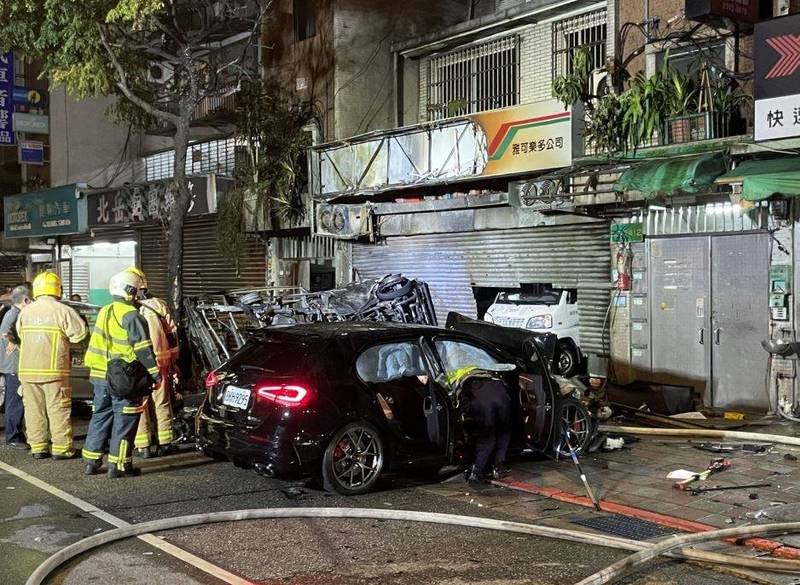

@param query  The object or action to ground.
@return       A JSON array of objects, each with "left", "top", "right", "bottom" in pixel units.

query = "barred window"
[
  {"left": 426, "top": 35, "right": 519, "bottom": 121},
  {"left": 145, "top": 137, "right": 239, "bottom": 182},
  {"left": 552, "top": 9, "right": 607, "bottom": 78}
]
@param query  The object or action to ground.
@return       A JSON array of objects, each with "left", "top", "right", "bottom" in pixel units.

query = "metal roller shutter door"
[
  {"left": 65, "top": 228, "right": 139, "bottom": 247},
  {"left": 352, "top": 222, "right": 612, "bottom": 355},
  {"left": 140, "top": 216, "right": 266, "bottom": 299}
]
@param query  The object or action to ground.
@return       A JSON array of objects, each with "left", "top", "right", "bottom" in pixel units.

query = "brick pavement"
[{"left": 503, "top": 434, "right": 800, "bottom": 531}]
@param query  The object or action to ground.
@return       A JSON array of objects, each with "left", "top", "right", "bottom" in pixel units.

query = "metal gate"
[
  {"left": 352, "top": 222, "right": 612, "bottom": 355},
  {"left": 139, "top": 216, "right": 266, "bottom": 299}
]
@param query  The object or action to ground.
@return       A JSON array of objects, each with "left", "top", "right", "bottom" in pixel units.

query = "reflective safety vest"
[
  {"left": 17, "top": 296, "right": 88, "bottom": 382},
  {"left": 85, "top": 301, "right": 158, "bottom": 381},
  {"left": 139, "top": 296, "right": 178, "bottom": 369}
]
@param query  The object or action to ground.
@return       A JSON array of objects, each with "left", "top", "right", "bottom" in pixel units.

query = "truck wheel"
[{"left": 554, "top": 343, "right": 580, "bottom": 377}]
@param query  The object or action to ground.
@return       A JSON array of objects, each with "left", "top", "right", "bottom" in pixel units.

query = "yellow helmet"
[
  {"left": 32, "top": 271, "right": 62, "bottom": 299},
  {"left": 109, "top": 270, "right": 143, "bottom": 301},
  {"left": 124, "top": 267, "right": 148, "bottom": 290}
]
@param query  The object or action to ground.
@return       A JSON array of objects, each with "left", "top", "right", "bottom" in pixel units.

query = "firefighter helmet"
[
  {"left": 109, "top": 270, "right": 143, "bottom": 301},
  {"left": 124, "top": 266, "right": 148, "bottom": 290},
  {"left": 32, "top": 271, "right": 62, "bottom": 299}
]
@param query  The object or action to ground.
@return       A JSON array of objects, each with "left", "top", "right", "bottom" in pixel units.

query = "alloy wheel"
[{"left": 331, "top": 427, "right": 383, "bottom": 490}]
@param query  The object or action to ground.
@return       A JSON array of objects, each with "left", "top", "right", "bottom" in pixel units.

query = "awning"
[
  {"left": 715, "top": 158, "right": 800, "bottom": 201},
  {"left": 613, "top": 153, "right": 728, "bottom": 199}
]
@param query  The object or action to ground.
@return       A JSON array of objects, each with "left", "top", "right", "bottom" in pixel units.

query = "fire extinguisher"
[{"left": 616, "top": 243, "right": 632, "bottom": 291}]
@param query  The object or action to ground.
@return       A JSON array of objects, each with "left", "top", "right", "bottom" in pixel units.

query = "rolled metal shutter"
[
  {"left": 352, "top": 222, "right": 612, "bottom": 355},
  {"left": 140, "top": 215, "right": 266, "bottom": 299},
  {"left": 65, "top": 228, "right": 139, "bottom": 247},
  {"left": 0, "top": 254, "right": 26, "bottom": 288}
]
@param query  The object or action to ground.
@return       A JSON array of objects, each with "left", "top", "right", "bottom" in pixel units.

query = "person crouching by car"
[
  {"left": 82, "top": 270, "right": 161, "bottom": 479},
  {"left": 2, "top": 284, "right": 32, "bottom": 449},
  {"left": 452, "top": 366, "right": 515, "bottom": 485}
]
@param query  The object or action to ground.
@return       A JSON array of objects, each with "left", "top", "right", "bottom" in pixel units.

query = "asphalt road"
[{"left": 0, "top": 410, "right": 769, "bottom": 585}]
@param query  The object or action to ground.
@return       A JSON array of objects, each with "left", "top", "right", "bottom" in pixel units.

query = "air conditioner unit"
[
  {"left": 147, "top": 63, "right": 174, "bottom": 85},
  {"left": 590, "top": 69, "right": 608, "bottom": 103},
  {"left": 315, "top": 204, "right": 373, "bottom": 239}
]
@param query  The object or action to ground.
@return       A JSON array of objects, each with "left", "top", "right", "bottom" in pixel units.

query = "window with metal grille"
[
  {"left": 145, "top": 137, "right": 238, "bottom": 182},
  {"left": 426, "top": 35, "right": 519, "bottom": 121},
  {"left": 552, "top": 9, "right": 607, "bottom": 79}
]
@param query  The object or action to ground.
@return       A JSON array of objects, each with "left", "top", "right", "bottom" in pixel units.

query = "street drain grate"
[{"left": 569, "top": 514, "right": 678, "bottom": 541}]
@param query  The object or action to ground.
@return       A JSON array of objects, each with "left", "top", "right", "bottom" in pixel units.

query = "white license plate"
[{"left": 222, "top": 386, "right": 251, "bottom": 409}]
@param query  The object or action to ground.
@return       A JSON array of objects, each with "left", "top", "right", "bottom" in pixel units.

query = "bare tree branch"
[{"left": 98, "top": 25, "right": 181, "bottom": 125}]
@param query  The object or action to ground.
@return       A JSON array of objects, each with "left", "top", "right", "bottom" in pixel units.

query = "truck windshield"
[{"left": 496, "top": 290, "right": 563, "bottom": 306}]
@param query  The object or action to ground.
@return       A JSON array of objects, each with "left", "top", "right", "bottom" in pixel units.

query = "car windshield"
[{"left": 496, "top": 290, "right": 563, "bottom": 306}]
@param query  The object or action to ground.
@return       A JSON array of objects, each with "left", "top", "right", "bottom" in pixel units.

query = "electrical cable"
[{"left": 24, "top": 507, "right": 800, "bottom": 585}]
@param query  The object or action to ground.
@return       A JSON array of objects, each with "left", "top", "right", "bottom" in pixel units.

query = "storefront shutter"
[
  {"left": 139, "top": 215, "right": 266, "bottom": 299},
  {"left": 352, "top": 221, "right": 612, "bottom": 355}
]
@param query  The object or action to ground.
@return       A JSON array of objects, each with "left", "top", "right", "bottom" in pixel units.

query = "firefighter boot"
[
  {"left": 465, "top": 465, "right": 483, "bottom": 485},
  {"left": 84, "top": 460, "right": 103, "bottom": 476},
  {"left": 107, "top": 466, "right": 141, "bottom": 479}
]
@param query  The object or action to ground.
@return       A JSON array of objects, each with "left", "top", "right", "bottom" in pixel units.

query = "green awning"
[
  {"left": 614, "top": 153, "right": 728, "bottom": 199},
  {"left": 715, "top": 158, "right": 800, "bottom": 201}
]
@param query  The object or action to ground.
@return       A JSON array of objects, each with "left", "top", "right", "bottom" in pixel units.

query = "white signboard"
[
  {"left": 12, "top": 112, "right": 49, "bottom": 134},
  {"left": 755, "top": 94, "right": 800, "bottom": 141}
]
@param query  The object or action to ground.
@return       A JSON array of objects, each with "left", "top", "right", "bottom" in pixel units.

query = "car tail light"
[
  {"left": 256, "top": 384, "right": 312, "bottom": 408},
  {"left": 205, "top": 370, "right": 220, "bottom": 389}
]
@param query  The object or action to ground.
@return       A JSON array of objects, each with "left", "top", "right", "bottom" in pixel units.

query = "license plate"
[{"left": 222, "top": 386, "right": 251, "bottom": 409}]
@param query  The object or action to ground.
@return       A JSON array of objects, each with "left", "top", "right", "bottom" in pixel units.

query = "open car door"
[
  {"left": 418, "top": 336, "right": 456, "bottom": 462},
  {"left": 444, "top": 312, "right": 558, "bottom": 453}
]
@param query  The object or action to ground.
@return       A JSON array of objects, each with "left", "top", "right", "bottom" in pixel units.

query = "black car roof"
[{"left": 252, "top": 321, "right": 449, "bottom": 345}]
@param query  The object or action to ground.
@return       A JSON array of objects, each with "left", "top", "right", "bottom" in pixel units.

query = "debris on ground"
[
  {"left": 669, "top": 411, "right": 707, "bottom": 420},
  {"left": 671, "top": 458, "right": 731, "bottom": 491},
  {"left": 691, "top": 441, "right": 770, "bottom": 454},
  {"left": 689, "top": 482, "right": 770, "bottom": 496},
  {"left": 603, "top": 436, "right": 625, "bottom": 451},
  {"left": 785, "top": 453, "right": 798, "bottom": 462},
  {"left": 281, "top": 487, "right": 307, "bottom": 500}
]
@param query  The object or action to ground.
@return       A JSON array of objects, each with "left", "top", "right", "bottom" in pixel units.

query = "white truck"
[{"left": 484, "top": 288, "right": 582, "bottom": 377}]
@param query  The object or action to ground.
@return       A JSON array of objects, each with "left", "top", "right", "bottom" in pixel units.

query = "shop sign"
[
  {"left": 87, "top": 175, "right": 226, "bottom": 227},
  {"left": 611, "top": 223, "right": 644, "bottom": 243},
  {"left": 0, "top": 52, "right": 14, "bottom": 146},
  {"left": 754, "top": 13, "right": 800, "bottom": 141},
  {"left": 472, "top": 101, "right": 572, "bottom": 177},
  {"left": 4, "top": 184, "right": 88, "bottom": 239},
  {"left": 12, "top": 86, "right": 47, "bottom": 107},
  {"left": 19, "top": 140, "right": 44, "bottom": 165},
  {"left": 12, "top": 112, "right": 49, "bottom": 134}
]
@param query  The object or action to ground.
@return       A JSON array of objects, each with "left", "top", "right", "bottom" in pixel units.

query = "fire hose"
[{"left": 25, "top": 508, "right": 800, "bottom": 585}]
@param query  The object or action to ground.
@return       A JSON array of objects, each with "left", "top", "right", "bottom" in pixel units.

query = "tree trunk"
[{"left": 166, "top": 116, "right": 193, "bottom": 322}]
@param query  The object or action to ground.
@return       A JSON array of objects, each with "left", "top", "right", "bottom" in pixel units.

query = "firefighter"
[
  {"left": 82, "top": 270, "right": 161, "bottom": 478},
  {"left": 124, "top": 267, "right": 179, "bottom": 458},
  {"left": 17, "top": 272, "right": 88, "bottom": 459}
]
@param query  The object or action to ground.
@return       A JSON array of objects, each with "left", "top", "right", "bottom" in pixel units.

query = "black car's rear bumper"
[{"left": 195, "top": 406, "right": 324, "bottom": 478}]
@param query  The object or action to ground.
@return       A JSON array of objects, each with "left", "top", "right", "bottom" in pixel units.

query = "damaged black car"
[{"left": 196, "top": 318, "right": 594, "bottom": 495}]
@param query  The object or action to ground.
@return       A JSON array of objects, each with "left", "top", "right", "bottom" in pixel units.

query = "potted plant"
[
  {"left": 712, "top": 83, "right": 752, "bottom": 138},
  {"left": 664, "top": 66, "right": 698, "bottom": 144}
]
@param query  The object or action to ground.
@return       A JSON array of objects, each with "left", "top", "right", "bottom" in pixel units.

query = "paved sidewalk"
[{"left": 501, "top": 431, "right": 800, "bottom": 538}]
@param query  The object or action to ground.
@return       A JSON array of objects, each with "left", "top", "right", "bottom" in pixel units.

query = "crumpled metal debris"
[{"left": 185, "top": 274, "right": 437, "bottom": 370}]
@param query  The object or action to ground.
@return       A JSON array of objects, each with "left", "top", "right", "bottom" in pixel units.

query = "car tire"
[
  {"left": 375, "top": 276, "right": 414, "bottom": 301},
  {"left": 554, "top": 343, "right": 580, "bottom": 377},
  {"left": 322, "top": 421, "right": 385, "bottom": 495},
  {"left": 553, "top": 398, "right": 593, "bottom": 458}
]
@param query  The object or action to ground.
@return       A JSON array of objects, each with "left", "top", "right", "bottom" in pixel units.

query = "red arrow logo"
[{"left": 766, "top": 34, "right": 800, "bottom": 79}]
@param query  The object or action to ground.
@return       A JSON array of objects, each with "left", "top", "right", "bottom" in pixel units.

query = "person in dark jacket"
[
  {"left": 460, "top": 370, "right": 514, "bottom": 484},
  {"left": 81, "top": 271, "right": 160, "bottom": 479},
  {"left": 1, "top": 284, "right": 32, "bottom": 449}
]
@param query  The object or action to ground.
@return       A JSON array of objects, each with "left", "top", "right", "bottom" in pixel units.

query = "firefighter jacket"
[
  {"left": 139, "top": 296, "right": 178, "bottom": 369},
  {"left": 84, "top": 299, "right": 160, "bottom": 382},
  {"left": 17, "top": 296, "right": 88, "bottom": 382}
]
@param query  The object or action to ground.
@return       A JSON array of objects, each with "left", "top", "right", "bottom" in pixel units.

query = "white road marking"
[{"left": 0, "top": 460, "right": 251, "bottom": 585}]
